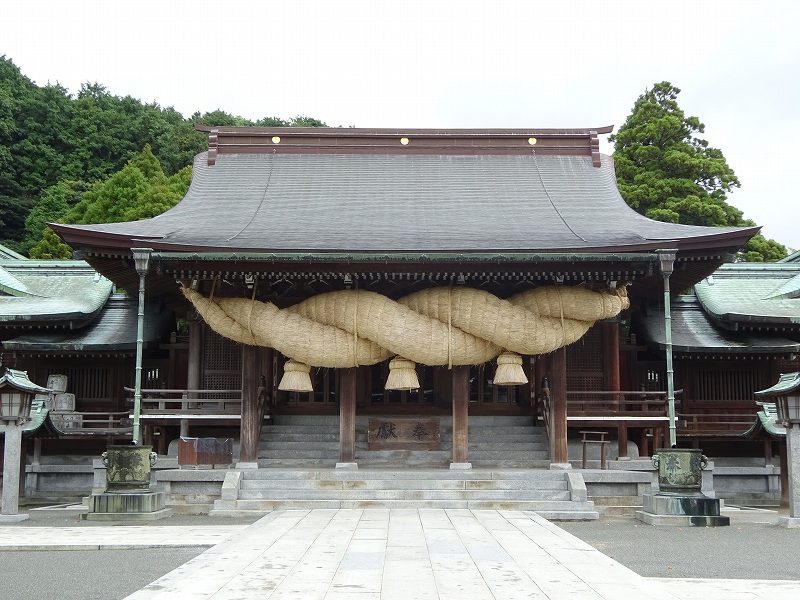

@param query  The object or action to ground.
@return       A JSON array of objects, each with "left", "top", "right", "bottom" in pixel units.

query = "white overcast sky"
[{"left": 4, "top": 1, "right": 799, "bottom": 251}]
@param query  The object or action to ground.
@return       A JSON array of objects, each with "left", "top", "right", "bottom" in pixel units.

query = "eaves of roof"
[
  {"left": 2, "top": 297, "right": 170, "bottom": 352},
  {"left": 637, "top": 296, "right": 800, "bottom": 355},
  {"left": 0, "top": 261, "right": 113, "bottom": 325},
  {"left": 695, "top": 264, "right": 800, "bottom": 328}
]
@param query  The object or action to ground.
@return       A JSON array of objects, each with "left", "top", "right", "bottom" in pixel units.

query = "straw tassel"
[
  {"left": 278, "top": 359, "right": 314, "bottom": 392},
  {"left": 385, "top": 357, "right": 420, "bottom": 391},
  {"left": 493, "top": 352, "right": 528, "bottom": 386}
]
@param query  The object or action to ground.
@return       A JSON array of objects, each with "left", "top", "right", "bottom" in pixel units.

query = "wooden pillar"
[
  {"left": 181, "top": 314, "right": 203, "bottom": 439},
  {"left": 187, "top": 315, "right": 202, "bottom": 393},
  {"left": 551, "top": 346, "right": 569, "bottom": 466},
  {"left": 338, "top": 368, "right": 357, "bottom": 465},
  {"left": 603, "top": 321, "right": 621, "bottom": 399},
  {"left": 603, "top": 320, "right": 628, "bottom": 459},
  {"left": 239, "top": 344, "right": 262, "bottom": 465},
  {"left": 452, "top": 365, "right": 470, "bottom": 466}
]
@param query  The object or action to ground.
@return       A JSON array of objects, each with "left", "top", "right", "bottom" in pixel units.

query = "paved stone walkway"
[{"left": 2, "top": 508, "right": 799, "bottom": 599}]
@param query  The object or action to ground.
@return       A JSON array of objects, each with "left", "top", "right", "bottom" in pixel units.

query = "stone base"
[
  {"left": 0, "top": 513, "right": 30, "bottom": 523},
  {"left": 235, "top": 462, "right": 259, "bottom": 470},
  {"left": 635, "top": 493, "right": 730, "bottom": 527},
  {"left": 335, "top": 462, "right": 359, "bottom": 470},
  {"left": 777, "top": 516, "right": 800, "bottom": 528},
  {"left": 82, "top": 491, "right": 172, "bottom": 522},
  {"left": 549, "top": 463, "right": 573, "bottom": 470},
  {"left": 449, "top": 462, "right": 472, "bottom": 470}
]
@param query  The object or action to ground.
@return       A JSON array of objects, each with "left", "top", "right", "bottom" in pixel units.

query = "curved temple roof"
[{"left": 51, "top": 127, "right": 757, "bottom": 257}]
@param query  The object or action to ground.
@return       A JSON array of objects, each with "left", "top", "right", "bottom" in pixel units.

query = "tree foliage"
[
  {"left": 0, "top": 55, "right": 327, "bottom": 254},
  {"left": 611, "top": 82, "right": 786, "bottom": 262},
  {"left": 29, "top": 146, "right": 190, "bottom": 259}
]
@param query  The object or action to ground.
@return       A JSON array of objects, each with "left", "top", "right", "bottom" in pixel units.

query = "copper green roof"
[
  {"left": 3, "top": 296, "right": 170, "bottom": 353},
  {"left": 780, "top": 250, "right": 800, "bottom": 264},
  {"left": 0, "top": 260, "right": 113, "bottom": 327},
  {"left": 694, "top": 263, "right": 800, "bottom": 329},
  {"left": 637, "top": 295, "right": 800, "bottom": 355},
  {"left": 0, "top": 244, "right": 26, "bottom": 261},
  {"left": 755, "top": 371, "right": 800, "bottom": 397},
  {"left": 743, "top": 402, "right": 786, "bottom": 439}
]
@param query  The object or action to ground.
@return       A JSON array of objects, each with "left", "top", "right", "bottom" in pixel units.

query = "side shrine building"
[{"left": 47, "top": 126, "right": 769, "bottom": 477}]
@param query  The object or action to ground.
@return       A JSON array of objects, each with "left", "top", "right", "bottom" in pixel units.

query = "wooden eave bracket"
[
  {"left": 590, "top": 131, "right": 601, "bottom": 167},
  {"left": 208, "top": 129, "right": 218, "bottom": 166}
]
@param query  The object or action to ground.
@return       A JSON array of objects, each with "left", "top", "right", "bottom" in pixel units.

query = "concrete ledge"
[
  {"left": 635, "top": 510, "right": 730, "bottom": 527},
  {"left": 82, "top": 508, "right": 173, "bottom": 522},
  {"left": 0, "top": 514, "right": 29, "bottom": 523},
  {"left": 566, "top": 472, "right": 587, "bottom": 502},
  {"left": 549, "top": 463, "right": 572, "bottom": 470},
  {"left": 778, "top": 516, "right": 800, "bottom": 528}
]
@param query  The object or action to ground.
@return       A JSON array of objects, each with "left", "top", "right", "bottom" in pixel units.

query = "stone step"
[
  {"left": 222, "top": 499, "right": 594, "bottom": 514},
  {"left": 237, "top": 488, "right": 571, "bottom": 501},
  {"left": 241, "top": 468, "right": 570, "bottom": 481},
  {"left": 470, "top": 460, "right": 552, "bottom": 469},
  {"left": 466, "top": 450, "right": 549, "bottom": 459},
  {"left": 240, "top": 478, "right": 568, "bottom": 491},
  {"left": 259, "top": 441, "right": 342, "bottom": 450},
  {"left": 258, "top": 414, "right": 550, "bottom": 467}
]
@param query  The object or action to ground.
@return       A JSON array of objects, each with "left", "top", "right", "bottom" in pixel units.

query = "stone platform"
[
  {"left": 635, "top": 493, "right": 730, "bottom": 526},
  {"left": 82, "top": 491, "right": 172, "bottom": 521}
]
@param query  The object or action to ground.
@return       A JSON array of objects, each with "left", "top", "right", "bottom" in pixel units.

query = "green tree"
[
  {"left": 30, "top": 146, "right": 190, "bottom": 258},
  {"left": 20, "top": 180, "right": 87, "bottom": 255},
  {"left": 611, "top": 82, "right": 786, "bottom": 261}
]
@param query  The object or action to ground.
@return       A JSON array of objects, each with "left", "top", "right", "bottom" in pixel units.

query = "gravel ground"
[{"left": 559, "top": 507, "right": 800, "bottom": 580}]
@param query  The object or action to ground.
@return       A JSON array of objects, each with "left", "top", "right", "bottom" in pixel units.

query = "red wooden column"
[
  {"left": 338, "top": 367, "right": 357, "bottom": 467},
  {"left": 451, "top": 365, "right": 471, "bottom": 467},
  {"left": 239, "top": 344, "right": 262, "bottom": 466},
  {"left": 550, "top": 346, "right": 569, "bottom": 466},
  {"left": 603, "top": 320, "right": 627, "bottom": 458}
]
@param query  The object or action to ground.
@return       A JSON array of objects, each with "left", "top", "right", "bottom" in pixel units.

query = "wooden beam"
[
  {"left": 339, "top": 368, "right": 357, "bottom": 464},
  {"left": 452, "top": 365, "right": 470, "bottom": 465}
]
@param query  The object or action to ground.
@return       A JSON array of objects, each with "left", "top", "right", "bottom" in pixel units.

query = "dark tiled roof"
[
  {"left": 694, "top": 263, "right": 800, "bottom": 328},
  {"left": 637, "top": 295, "right": 800, "bottom": 355},
  {"left": 2, "top": 296, "right": 169, "bottom": 352},
  {"left": 54, "top": 152, "right": 756, "bottom": 254},
  {"left": 0, "top": 260, "right": 112, "bottom": 326}
]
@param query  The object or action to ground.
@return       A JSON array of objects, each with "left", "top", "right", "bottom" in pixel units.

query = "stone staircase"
[
  {"left": 209, "top": 415, "right": 597, "bottom": 519},
  {"left": 256, "top": 414, "right": 550, "bottom": 468}
]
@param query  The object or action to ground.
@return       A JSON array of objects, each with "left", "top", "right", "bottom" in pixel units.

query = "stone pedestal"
[
  {"left": 636, "top": 493, "right": 730, "bottom": 526},
  {"left": 82, "top": 491, "right": 172, "bottom": 521},
  {"left": 82, "top": 445, "right": 171, "bottom": 521}
]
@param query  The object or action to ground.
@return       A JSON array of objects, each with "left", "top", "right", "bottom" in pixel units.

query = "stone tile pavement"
[{"left": 2, "top": 508, "right": 799, "bottom": 599}]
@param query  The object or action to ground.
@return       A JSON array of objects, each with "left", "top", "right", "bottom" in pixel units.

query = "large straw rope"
[{"left": 182, "top": 285, "right": 628, "bottom": 368}]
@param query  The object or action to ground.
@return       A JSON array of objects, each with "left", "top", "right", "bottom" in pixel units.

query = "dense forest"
[
  {"left": 0, "top": 56, "right": 787, "bottom": 261},
  {"left": 0, "top": 56, "right": 326, "bottom": 257}
]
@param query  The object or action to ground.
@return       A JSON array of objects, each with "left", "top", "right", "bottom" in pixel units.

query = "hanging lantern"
[
  {"left": 385, "top": 357, "right": 420, "bottom": 391},
  {"left": 493, "top": 352, "right": 528, "bottom": 386},
  {"left": 278, "top": 360, "right": 314, "bottom": 392}
]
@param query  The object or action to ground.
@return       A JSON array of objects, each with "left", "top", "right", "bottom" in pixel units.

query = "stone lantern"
[
  {"left": 756, "top": 372, "right": 800, "bottom": 527},
  {"left": 0, "top": 369, "right": 52, "bottom": 522}
]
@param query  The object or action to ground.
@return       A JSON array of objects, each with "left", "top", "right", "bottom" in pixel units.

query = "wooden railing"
[
  {"left": 48, "top": 410, "right": 132, "bottom": 437},
  {"left": 124, "top": 388, "right": 243, "bottom": 419},
  {"left": 676, "top": 410, "right": 755, "bottom": 437},
  {"left": 566, "top": 390, "right": 670, "bottom": 417}
]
